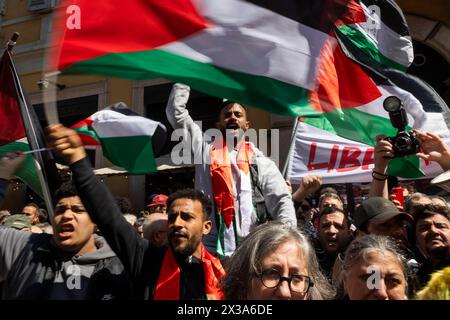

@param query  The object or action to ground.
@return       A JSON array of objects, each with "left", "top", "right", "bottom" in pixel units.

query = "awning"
[{"left": 55, "top": 153, "right": 192, "bottom": 176}]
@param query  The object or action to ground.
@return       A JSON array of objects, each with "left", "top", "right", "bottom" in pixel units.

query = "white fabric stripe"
[
  {"left": 286, "top": 122, "right": 374, "bottom": 184},
  {"left": 286, "top": 121, "right": 448, "bottom": 184},
  {"left": 16, "top": 137, "right": 29, "bottom": 144},
  {"left": 349, "top": 2, "right": 413, "bottom": 66},
  {"left": 354, "top": 85, "right": 427, "bottom": 129},
  {"left": 90, "top": 110, "right": 160, "bottom": 138},
  {"left": 159, "top": 0, "right": 335, "bottom": 90}
]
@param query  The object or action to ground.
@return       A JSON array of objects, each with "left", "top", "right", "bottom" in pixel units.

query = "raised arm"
[
  {"left": 292, "top": 174, "right": 322, "bottom": 203},
  {"left": 166, "top": 83, "right": 205, "bottom": 162},
  {"left": 47, "top": 124, "right": 148, "bottom": 278},
  {"left": 369, "top": 136, "right": 392, "bottom": 198}
]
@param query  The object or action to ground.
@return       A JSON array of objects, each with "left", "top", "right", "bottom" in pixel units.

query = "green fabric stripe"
[
  {"left": 216, "top": 215, "right": 225, "bottom": 257},
  {"left": 62, "top": 49, "right": 318, "bottom": 117},
  {"left": 337, "top": 25, "right": 408, "bottom": 72},
  {"left": 0, "top": 142, "right": 42, "bottom": 197},
  {"left": 303, "top": 108, "right": 424, "bottom": 178},
  {"left": 73, "top": 125, "right": 99, "bottom": 142},
  {"left": 305, "top": 107, "right": 397, "bottom": 146},
  {"left": 100, "top": 136, "right": 156, "bottom": 174}
]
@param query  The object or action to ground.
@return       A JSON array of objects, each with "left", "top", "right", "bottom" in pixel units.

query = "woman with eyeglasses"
[{"left": 220, "top": 222, "right": 335, "bottom": 300}]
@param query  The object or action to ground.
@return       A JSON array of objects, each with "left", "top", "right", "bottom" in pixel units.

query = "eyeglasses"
[{"left": 255, "top": 268, "right": 313, "bottom": 294}]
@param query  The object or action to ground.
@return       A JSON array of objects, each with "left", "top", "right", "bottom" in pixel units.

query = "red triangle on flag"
[
  {"left": 310, "top": 37, "right": 382, "bottom": 113},
  {"left": 0, "top": 51, "right": 25, "bottom": 145},
  {"left": 52, "top": 0, "right": 211, "bottom": 71}
]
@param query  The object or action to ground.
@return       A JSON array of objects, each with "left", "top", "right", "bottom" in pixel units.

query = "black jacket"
[{"left": 70, "top": 158, "right": 208, "bottom": 300}]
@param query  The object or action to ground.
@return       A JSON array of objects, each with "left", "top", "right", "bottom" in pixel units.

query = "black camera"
[{"left": 382, "top": 96, "right": 420, "bottom": 158}]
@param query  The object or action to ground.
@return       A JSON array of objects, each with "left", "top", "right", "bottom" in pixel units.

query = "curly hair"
[{"left": 166, "top": 189, "right": 212, "bottom": 220}]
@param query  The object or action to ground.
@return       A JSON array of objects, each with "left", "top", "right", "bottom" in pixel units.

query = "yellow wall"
[
  {"left": 2, "top": 18, "right": 41, "bottom": 43},
  {"left": 108, "top": 79, "right": 133, "bottom": 107},
  {"left": 247, "top": 108, "right": 271, "bottom": 131},
  {"left": 3, "top": 0, "right": 29, "bottom": 20}
]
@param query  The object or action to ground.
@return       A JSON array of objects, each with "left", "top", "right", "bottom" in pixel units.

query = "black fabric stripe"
[
  {"left": 359, "top": 0, "right": 410, "bottom": 36},
  {"left": 335, "top": 26, "right": 389, "bottom": 81},
  {"left": 243, "top": 0, "right": 356, "bottom": 34},
  {"left": 385, "top": 69, "right": 450, "bottom": 114}
]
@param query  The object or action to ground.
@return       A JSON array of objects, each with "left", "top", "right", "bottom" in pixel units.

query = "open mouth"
[
  {"left": 226, "top": 123, "right": 240, "bottom": 130},
  {"left": 57, "top": 224, "right": 75, "bottom": 238},
  {"left": 429, "top": 237, "right": 443, "bottom": 245},
  {"left": 326, "top": 239, "right": 338, "bottom": 248},
  {"left": 170, "top": 231, "right": 188, "bottom": 240}
]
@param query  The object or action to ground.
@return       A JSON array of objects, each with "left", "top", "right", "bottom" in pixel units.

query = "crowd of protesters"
[{"left": 0, "top": 84, "right": 449, "bottom": 300}]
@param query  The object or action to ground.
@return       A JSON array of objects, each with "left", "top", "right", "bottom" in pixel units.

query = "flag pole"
[
  {"left": 7, "top": 33, "right": 57, "bottom": 220},
  {"left": 6, "top": 32, "right": 19, "bottom": 52},
  {"left": 281, "top": 116, "right": 300, "bottom": 179}
]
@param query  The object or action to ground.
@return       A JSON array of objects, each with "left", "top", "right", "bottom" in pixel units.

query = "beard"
[{"left": 170, "top": 234, "right": 201, "bottom": 258}]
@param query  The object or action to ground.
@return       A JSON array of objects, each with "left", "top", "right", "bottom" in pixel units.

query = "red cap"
[{"left": 146, "top": 194, "right": 168, "bottom": 207}]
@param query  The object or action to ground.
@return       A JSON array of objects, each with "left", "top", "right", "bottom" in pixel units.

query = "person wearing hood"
[{"left": 0, "top": 153, "right": 131, "bottom": 299}]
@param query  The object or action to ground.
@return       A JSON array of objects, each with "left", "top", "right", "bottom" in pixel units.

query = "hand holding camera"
[
  {"left": 374, "top": 135, "right": 394, "bottom": 170},
  {"left": 380, "top": 96, "right": 450, "bottom": 172},
  {"left": 382, "top": 96, "right": 420, "bottom": 158}
]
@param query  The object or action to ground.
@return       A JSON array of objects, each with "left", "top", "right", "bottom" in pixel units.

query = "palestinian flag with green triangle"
[
  {"left": 0, "top": 50, "right": 60, "bottom": 199},
  {"left": 287, "top": 0, "right": 450, "bottom": 183},
  {"left": 71, "top": 103, "right": 167, "bottom": 174},
  {"left": 335, "top": 0, "right": 414, "bottom": 71}
]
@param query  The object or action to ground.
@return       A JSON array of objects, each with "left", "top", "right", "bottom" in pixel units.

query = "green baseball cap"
[{"left": 354, "top": 197, "right": 413, "bottom": 229}]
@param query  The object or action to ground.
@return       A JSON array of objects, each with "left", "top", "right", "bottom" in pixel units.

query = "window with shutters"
[{"left": 27, "top": 0, "right": 56, "bottom": 12}]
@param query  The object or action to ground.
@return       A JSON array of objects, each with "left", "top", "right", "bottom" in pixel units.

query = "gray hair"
[
  {"left": 429, "top": 195, "right": 449, "bottom": 209},
  {"left": 336, "top": 235, "right": 410, "bottom": 298},
  {"left": 221, "top": 222, "right": 335, "bottom": 300},
  {"left": 318, "top": 192, "right": 343, "bottom": 209},
  {"left": 404, "top": 192, "right": 431, "bottom": 213},
  {"left": 123, "top": 214, "right": 137, "bottom": 226},
  {"left": 142, "top": 213, "right": 167, "bottom": 240}
]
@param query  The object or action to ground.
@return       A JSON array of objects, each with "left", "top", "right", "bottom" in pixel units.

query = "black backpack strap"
[{"left": 250, "top": 163, "right": 270, "bottom": 224}]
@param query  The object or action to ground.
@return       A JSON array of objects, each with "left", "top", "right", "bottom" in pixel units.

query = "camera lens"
[
  {"left": 383, "top": 96, "right": 402, "bottom": 112},
  {"left": 395, "top": 136, "right": 410, "bottom": 150}
]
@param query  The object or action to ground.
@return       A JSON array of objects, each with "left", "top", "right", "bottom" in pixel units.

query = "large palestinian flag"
[
  {"left": 335, "top": 0, "right": 414, "bottom": 71},
  {"left": 287, "top": 0, "right": 450, "bottom": 182},
  {"left": 71, "top": 103, "right": 167, "bottom": 174},
  {"left": 52, "top": 0, "right": 366, "bottom": 117}
]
